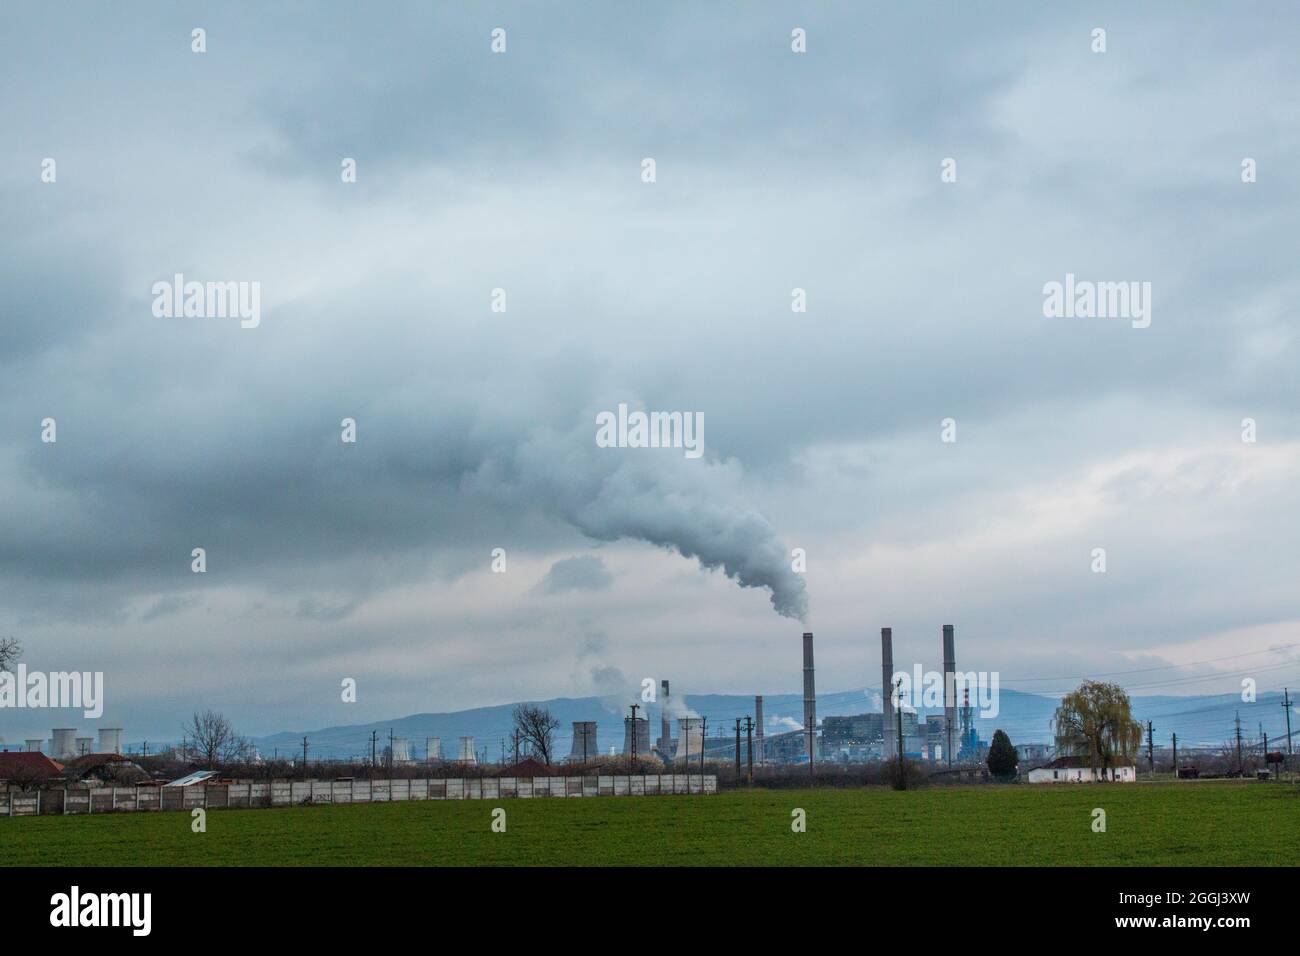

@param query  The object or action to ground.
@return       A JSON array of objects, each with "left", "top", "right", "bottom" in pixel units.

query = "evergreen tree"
[{"left": 987, "top": 729, "right": 1018, "bottom": 779}]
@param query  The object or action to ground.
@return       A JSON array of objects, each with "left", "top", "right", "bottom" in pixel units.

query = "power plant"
[
  {"left": 457, "top": 736, "right": 477, "bottom": 765},
  {"left": 24, "top": 738, "right": 43, "bottom": 754},
  {"left": 425, "top": 737, "right": 441, "bottom": 762}
]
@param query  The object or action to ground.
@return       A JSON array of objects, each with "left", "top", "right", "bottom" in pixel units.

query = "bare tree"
[
  {"left": 182, "top": 709, "right": 249, "bottom": 769},
  {"left": 512, "top": 704, "right": 560, "bottom": 765},
  {"left": 0, "top": 636, "right": 21, "bottom": 672}
]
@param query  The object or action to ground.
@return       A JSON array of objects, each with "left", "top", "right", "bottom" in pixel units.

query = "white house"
[{"left": 1027, "top": 756, "right": 1136, "bottom": 783}]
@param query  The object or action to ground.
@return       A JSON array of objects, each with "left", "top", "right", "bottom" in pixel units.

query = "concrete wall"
[{"left": 0, "top": 775, "right": 719, "bottom": 817}]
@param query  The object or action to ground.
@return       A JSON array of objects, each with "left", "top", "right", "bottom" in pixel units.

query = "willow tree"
[{"left": 1052, "top": 681, "right": 1143, "bottom": 773}]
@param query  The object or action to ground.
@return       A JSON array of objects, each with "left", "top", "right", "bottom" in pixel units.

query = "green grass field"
[{"left": 3, "top": 782, "right": 1296, "bottom": 866}]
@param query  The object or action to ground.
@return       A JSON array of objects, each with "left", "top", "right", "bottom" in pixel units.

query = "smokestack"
[
  {"left": 568, "top": 721, "right": 598, "bottom": 763},
  {"left": 755, "top": 695, "right": 765, "bottom": 766},
  {"left": 943, "top": 624, "right": 956, "bottom": 766},
  {"left": 97, "top": 728, "right": 123, "bottom": 755},
  {"left": 881, "top": 627, "right": 895, "bottom": 760},
  {"left": 802, "top": 632, "right": 816, "bottom": 768},
  {"left": 660, "top": 679, "right": 671, "bottom": 755}
]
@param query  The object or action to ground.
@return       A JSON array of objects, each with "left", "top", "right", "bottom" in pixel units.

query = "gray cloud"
[
  {"left": 537, "top": 555, "right": 613, "bottom": 595},
  {"left": 1, "top": 2, "right": 1298, "bottom": 741}
]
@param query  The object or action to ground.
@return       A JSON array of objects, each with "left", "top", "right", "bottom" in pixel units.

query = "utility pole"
[
  {"left": 1282, "top": 688, "right": 1293, "bottom": 756},
  {"left": 895, "top": 677, "right": 906, "bottom": 791},
  {"left": 1262, "top": 730, "right": 1268, "bottom": 777},
  {"left": 700, "top": 716, "right": 708, "bottom": 781},
  {"left": 1235, "top": 711, "right": 1244, "bottom": 777},
  {"left": 684, "top": 716, "right": 691, "bottom": 795},
  {"left": 513, "top": 730, "right": 520, "bottom": 764},
  {"left": 301, "top": 736, "right": 309, "bottom": 780},
  {"left": 369, "top": 730, "right": 378, "bottom": 777},
  {"left": 1146, "top": 721, "right": 1154, "bottom": 773},
  {"left": 744, "top": 716, "right": 754, "bottom": 784},
  {"left": 629, "top": 703, "right": 640, "bottom": 768},
  {"left": 734, "top": 718, "right": 742, "bottom": 775},
  {"left": 1172, "top": 732, "right": 1178, "bottom": 779}
]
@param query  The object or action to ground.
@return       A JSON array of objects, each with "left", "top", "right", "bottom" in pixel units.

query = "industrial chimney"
[
  {"left": 568, "top": 721, "right": 598, "bottom": 763},
  {"left": 622, "top": 716, "right": 650, "bottom": 757},
  {"left": 674, "top": 717, "right": 704, "bottom": 765},
  {"left": 942, "top": 624, "right": 956, "bottom": 766},
  {"left": 881, "top": 627, "right": 895, "bottom": 761},
  {"left": 659, "top": 679, "right": 672, "bottom": 756},
  {"left": 802, "top": 632, "right": 816, "bottom": 768},
  {"left": 51, "top": 728, "right": 77, "bottom": 760},
  {"left": 98, "top": 728, "right": 123, "bottom": 755},
  {"left": 755, "top": 695, "right": 765, "bottom": 766}
]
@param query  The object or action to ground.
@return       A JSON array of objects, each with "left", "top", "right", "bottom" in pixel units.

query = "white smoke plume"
[{"left": 470, "top": 411, "right": 810, "bottom": 621}]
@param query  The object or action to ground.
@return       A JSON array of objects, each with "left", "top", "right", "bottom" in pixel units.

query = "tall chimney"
[
  {"left": 755, "top": 695, "right": 765, "bottom": 766},
  {"left": 881, "top": 627, "right": 895, "bottom": 760},
  {"left": 802, "top": 632, "right": 816, "bottom": 769},
  {"left": 660, "top": 679, "right": 671, "bottom": 755},
  {"left": 943, "top": 624, "right": 956, "bottom": 766}
]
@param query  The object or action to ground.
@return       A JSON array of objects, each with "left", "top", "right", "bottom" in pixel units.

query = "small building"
[{"left": 1027, "top": 756, "right": 1136, "bottom": 783}]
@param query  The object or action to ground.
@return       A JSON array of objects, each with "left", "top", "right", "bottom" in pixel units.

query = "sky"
[{"left": 2, "top": 1, "right": 1299, "bottom": 744}]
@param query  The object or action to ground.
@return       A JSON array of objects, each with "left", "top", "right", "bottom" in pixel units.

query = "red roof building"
[{"left": 0, "top": 751, "right": 65, "bottom": 780}]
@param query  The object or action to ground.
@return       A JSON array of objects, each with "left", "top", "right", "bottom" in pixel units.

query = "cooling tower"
[
  {"left": 674, "top": 717, "right": 704, "bottom": 764},
  {"left": 755, "top": 695, "right": 765, "bottom": 766},
  {"left": 457, "top": 736, "right": 477, "bottom": 765},
  {"left": 882, "top": 627, "right": 895, "bottom": 760},
  {"left": 802, "top": 632, "right": 816, "bottom": 767},
  {"left": 51, "top": 728, "right": 77, "bottom": 760},
  {"left": 425, "top": 737, "right": 441, "bottom": 762},
  {"left": 391, "top": 737, "right": 411, "bottom": 763},
  {"left": 622, "top": 716, "right": 650, "bottom": 757},
  {"left": 97, "top": 728, "right": 123, "bottom": 755},
  {"left": 568, "top": 721, "right": 598, "bottom": 763},
  {"left": 942, "top": 624, "right": 956, "bottom": 766},
  {"left": 75, "top": 737, "right": 94, "bottom": 756},
  {"left": 24, "top": 739, "right": 43, "bottom": 753},
  {"left": 658, "top": 679, "right": 672, "bottom": 754}
]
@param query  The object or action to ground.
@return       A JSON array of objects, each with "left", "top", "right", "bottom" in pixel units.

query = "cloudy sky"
[{"left": 2, "top": 2, "right": 1298, "bottom": 742}]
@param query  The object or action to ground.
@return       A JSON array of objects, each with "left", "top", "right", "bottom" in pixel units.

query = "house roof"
[
  {"left": 1042, "top": 755, "right": 1135, "bottom": 769},
  {"left": 0, "top": 751, "right": 65, "bottom": 778}
]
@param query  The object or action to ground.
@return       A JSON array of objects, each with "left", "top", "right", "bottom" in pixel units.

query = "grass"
[{"left": 3, "top": 782, "right": 1296, "bottom": 866}]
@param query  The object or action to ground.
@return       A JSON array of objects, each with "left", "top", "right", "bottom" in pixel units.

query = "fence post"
[{"left": 64, "top": 785, "right": 68, "bottom": 815}]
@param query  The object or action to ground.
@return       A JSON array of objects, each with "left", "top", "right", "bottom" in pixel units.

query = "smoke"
[{"left": 470, "top": 410, "right": 810, "bottom": 622}]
